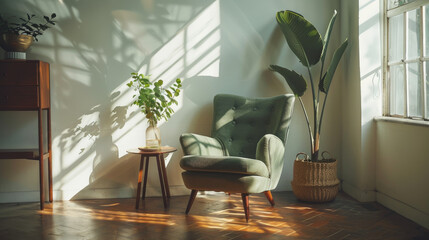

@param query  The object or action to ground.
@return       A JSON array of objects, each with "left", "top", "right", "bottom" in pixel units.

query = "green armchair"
[{"left": 179, "top": 94, "right": 295, "bottom": 221}]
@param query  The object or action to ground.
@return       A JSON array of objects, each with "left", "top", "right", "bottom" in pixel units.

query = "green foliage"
[
  {"left": 319, "top": 39, "right": 348, "bottom": 93},
  {"left": 275, "top": 10, "right": 323, "bottom": 67},
  {"left": 127, "top": 73, "right": 182, "bottom": 125},
  {"left": 320, "top": 10, "right": 338, "bottom": 67},
  {"left": 269, "top": 65, "right": 307, "bottom": 97},
  {"left": 0, "top": 13, "right": 56, "bottom": 41},
  {"left": 270, "top": 10, "right": 348, "bottom": 161}
]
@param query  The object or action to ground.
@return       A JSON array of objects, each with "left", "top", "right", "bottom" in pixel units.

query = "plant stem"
[
  {"left": 318, "top": 57, "right": 326, "bottom": 103},
  {"left": 298, "top": 97, "right": 314, "bottom": 153},
  {"left": 305, "top": 65, "right": 319, "bottom": 161},
  {"left": 318, "top": 93, "right": 329, "bottom": 136}
]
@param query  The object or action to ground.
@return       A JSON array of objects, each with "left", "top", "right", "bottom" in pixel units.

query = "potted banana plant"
[{"left": 270, "top": 10, "right": 348, "bottom": 202}]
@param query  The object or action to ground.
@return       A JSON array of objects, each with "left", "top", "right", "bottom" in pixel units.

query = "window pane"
[
  {"left": 390, "top": 64, "right": 405, "bottom": 115},
  {"left": 407, "top": 9, "right": 421, "bottom": 59},
  {"left": 407, "top": 62, "right": 422, "bottom": 117},
  {"left": 426, "top": 61, "right": 429, "bottom": 119},
  {"left": 389, "top": 15, "right": 404, "bottom": 62},
  {"left": 425, "top": 6, "right": 429, "bottom": 57}
]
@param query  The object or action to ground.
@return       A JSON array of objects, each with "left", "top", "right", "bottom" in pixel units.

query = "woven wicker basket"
[{"left": 291, "top": 152, "right": 340, "bottom": 202}]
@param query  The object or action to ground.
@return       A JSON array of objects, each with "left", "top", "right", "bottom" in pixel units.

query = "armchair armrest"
[
  {"left": 180, "top": 133, "right": 225, "bottom": 156},
  {"left": 256, "top": 134, "right": 285, "bottom": 189}
]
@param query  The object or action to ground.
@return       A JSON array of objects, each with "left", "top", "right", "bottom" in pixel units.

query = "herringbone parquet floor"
[{"left": 0, "top": 192, "right": 428, "bottom": 239}]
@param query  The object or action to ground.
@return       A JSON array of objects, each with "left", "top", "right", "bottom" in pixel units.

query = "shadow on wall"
[
  {"left": 0, "top": 0, "right": 298, "bottom": 200},
  {"left": 53, "top": 0, "right": 221, "bottom": 199},
  {"left": 0, "top": 0, "right": 228, "bottom": 199}
]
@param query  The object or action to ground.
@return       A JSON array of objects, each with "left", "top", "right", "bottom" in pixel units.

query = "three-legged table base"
[{"left": 128, "top": 147, "right": 176, "bottom": 209}]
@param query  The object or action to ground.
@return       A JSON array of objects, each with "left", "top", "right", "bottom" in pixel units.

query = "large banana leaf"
[
  {"left": 269, "top": 64, "right": 307, "bottom": 97},
  {"left": 320, "top": 10, "right": 337, "bottom": 66},
  {"left": 319, "top": 39, "right": 348, "bottom": 93},
  {"left": 276, "top": 10, "right": 323, "bottom": 67}
]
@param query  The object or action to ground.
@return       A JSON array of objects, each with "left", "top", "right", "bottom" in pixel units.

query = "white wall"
[
  {"left": 340, "top": 0, "right": 383, "bottom": 202},
  {"left": 376, "top": 121, "right": 429, "bottom": 229},
  {"left": 0, "top": 0, "right": 342, "bottom": 202},
  {"left": 341, "top": 0, "right": 429, "bottom": 229},
  {"left": 340, "top": 0, "right": 365, "bottom": 199}
]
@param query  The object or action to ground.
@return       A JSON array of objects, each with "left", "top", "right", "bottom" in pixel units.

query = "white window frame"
[{"left": 383, "top": 0, "right": 429, "bottom": 120}]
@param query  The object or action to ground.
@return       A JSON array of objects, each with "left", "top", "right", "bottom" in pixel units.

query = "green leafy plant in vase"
[
  {"left": 270, "top": 10, "right": 348, "bottom": 202},
  {"left": 127, "top": 73, "right": 182, "bottom": 150}
]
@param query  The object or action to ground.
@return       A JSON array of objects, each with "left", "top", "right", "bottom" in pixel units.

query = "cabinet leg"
[
  {"left": 38, "top": 109, "right": 44, "bottom": 210},
  {"left": 47, "top": 109, "right": 53, "bottom": 203}
]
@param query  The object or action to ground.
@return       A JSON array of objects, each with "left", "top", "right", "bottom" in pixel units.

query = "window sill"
[{"left": 374, "top": 116, "right": 429, "bottom": 127}]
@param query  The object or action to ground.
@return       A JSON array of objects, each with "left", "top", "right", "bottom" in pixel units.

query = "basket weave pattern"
[{"left": 291, "top": 159, "right": 340, "bottom": 202}]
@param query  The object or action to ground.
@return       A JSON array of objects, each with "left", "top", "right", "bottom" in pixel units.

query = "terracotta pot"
[
  {"left": 291, "top": 157, "right": 340, "bottom": 202},
  {"left": 0, "top": 33, "right": 33, "bottom": 52}
]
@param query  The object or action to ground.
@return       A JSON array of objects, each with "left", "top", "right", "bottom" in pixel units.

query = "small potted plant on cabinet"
[
  {"left": 0, "top": 13, "right": 56, "bottom": 59},
  {"left": 127, "top": 73, "right": 182, "bottom": 150},
  {"left": 270, "top": 10, "right": 348, "bottom": 202}
]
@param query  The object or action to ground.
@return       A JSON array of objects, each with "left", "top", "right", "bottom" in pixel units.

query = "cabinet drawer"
[
  {"left": 0, "top": 86, "right": 39, "bottom": 108},
  {"left": 0, "top": 61, "right": 39, "bottom": 85}
]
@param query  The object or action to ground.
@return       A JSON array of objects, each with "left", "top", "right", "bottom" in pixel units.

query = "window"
[{"left": 384, "top": 0, "right": 429, "bottom": 120}]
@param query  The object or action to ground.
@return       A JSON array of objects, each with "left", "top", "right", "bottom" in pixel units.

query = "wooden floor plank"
[{"left": 0, "top": 192, "right": 428, "bottom": 240}]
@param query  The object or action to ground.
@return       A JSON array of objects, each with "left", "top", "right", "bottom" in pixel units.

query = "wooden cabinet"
[{"left": 0, "top": 60, "right": 52, "bottom": 210}]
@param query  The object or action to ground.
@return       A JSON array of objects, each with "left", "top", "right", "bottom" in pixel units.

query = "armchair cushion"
[
  {"left": 182, "top": 171, "right": 271, "bottom": 193},
  {"left": 180, "top": 155, "right": 269, "bottom": 177}
]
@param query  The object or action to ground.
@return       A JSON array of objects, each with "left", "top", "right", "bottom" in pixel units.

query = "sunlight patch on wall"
[
  {"left": 117, "top": 0, "right": 221, "bottom": 128},
  {"left": 53, "top": 110, "right": 99, "bottom": 191},
  {"left": 185, "top": 1, "right": 221, "bottom": 78},
  {"left": 51, "top": 0, "right": 221, "bottom": 198},
  {"left": 106, "top": 1, "right": 222, "bottom": 166},
  {"left": 187, "top": 45, "right": 220, "bottom": 77},
  {"left": 55, "top": 154, "right": 94, "bottom": 199},
  {"left": 358, "top": 0, "right": 382, "bottom": 125},
  {"left": 110, "top": 85, "right": 146, "bottom": 158},
  {"left": 359, "top": 0, "right": 382, "bottom": 74},
  {"left": 147, "top": 0, "right": 221, "bottom": 80},
  {"left": 149, "top": 31, "right": 186, "bottom": 81}
]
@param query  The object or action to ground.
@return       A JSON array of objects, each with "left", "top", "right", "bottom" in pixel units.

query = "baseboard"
[
  {"left": 0, "top": 190, "right": 42, "bottom": 204},
  {"left": 0, "top": 185, "right": 191, "bottom": 203},
  {"left": 376, "top": 192, "right": 429, "bottom": 230},
  {"left": 342, "top": 181, "right": 376, "bottom": 202}
]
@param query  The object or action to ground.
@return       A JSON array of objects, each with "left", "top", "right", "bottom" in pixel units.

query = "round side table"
[{"left": 127, "top": 146, "right": 177, "bottom": 209}]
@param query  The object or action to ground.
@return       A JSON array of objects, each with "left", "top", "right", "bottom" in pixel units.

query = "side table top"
[{"left": 127, "top": 146, "right": 177, "bottom": 155}]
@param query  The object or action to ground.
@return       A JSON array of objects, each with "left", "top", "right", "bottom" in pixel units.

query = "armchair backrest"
[{"left": 211, "top": 94, "right": 295, "bottom": 158}]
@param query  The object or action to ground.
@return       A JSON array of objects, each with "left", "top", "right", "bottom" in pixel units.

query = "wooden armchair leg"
[
  {"left": 241, "top": 193, "right": 250, "bottom": 222},
  {"left": 264, "top": 191, "right": 275, "bottom": 206},
  {"left": 186, "top": 190, "right": 198, "bottom": 215}
]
